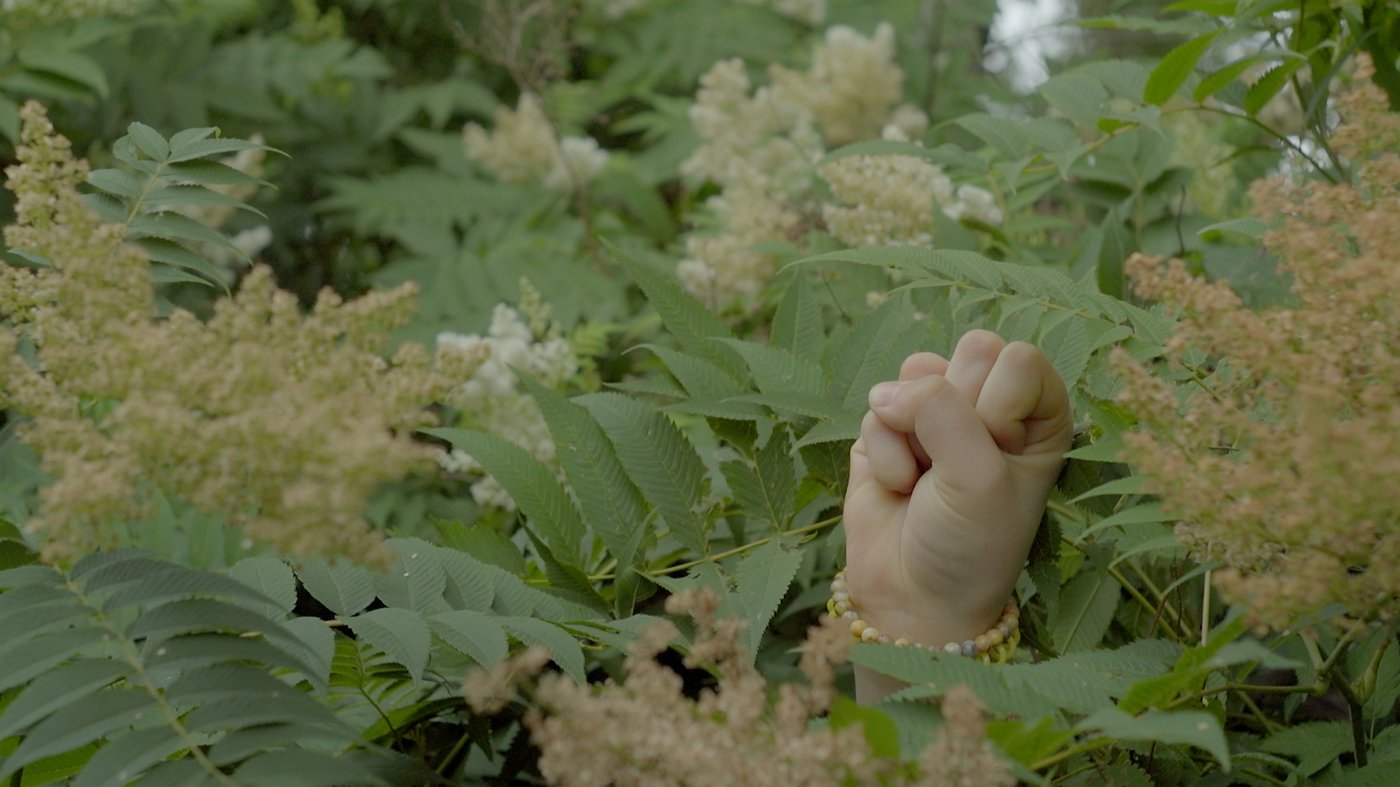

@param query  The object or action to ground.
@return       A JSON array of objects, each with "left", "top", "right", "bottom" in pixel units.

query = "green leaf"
[
  {"left": 952, "top": 114, "right": 1031, "bottom": 158},
  {"left": 125, "top": 123, "right": 170, "bottom": 162},
  {"left": 1197, "top": 216, "right": 1271, "bottom": 239},
  {"left": 125, "top": 599, "right": 291, "bottom": 648},
  {"left": 429, "top": 610, "right": 508, "bottom": 667},
  {"left": 1077, "top": 706, "right": 1230, "bottom": 770},
  {"left": 295, "top": 559, "right": 376, "bottom": 617},
  {"left": 230, "top": 557, "right": 298, "bottom": 619},
  {"left": 1039, "top": 72, "right": 1109, "bottom": 128},
  {"left": 611, "top": 249, "right": 742, "bottom": 376},
  {"left": 17, "top": 49, "right": 108, "bottom": 97},
  {"left": 579, "top": 393, "right": 710, "bottom": 556},
  {"left": 0, "top": 660, "right": 130, "bottom": 740},
  {"left": 0, "top": 689, "right": 152, "bottom": 781},
  {"left": 827, "top": 294, "right": 920, "bottom": 412},
  {"left": 86, "top": 168, "right": 146, "bottom": 199},
  {"left": 166, "top": 137, "right": 277, "bottom": 164},
  {"left": 519, "top": 376, "right": 648, "bottom": 568},
  {"left": 1077, "top": 503, "right": 1171, "bottom": 543},
  {"left": 127, "top": 213, "right": 244, "bottom": 257},
  {"left": 372, "top": 537, "right": 447, "bottom": 612},
  {"left": 70, "top": 727, "right": 185, "bottom": 787},
  {"left": 1260, "top": 721, "right": 1353, "bottom": 777},
  {"left": 717, "top": 339, "right": 830, "bottom": 400},
  {"left": 1244, "top": 60, "right": 1306, "bottom": 116},
  {"left": 1144, "top": 31, "right": 1221, "bottom": 105},
  {"left": 233, "top": 749, "right": 376, "bottom": 786},
  {"left": 436, "top": 549, "right": 495, "bottom": 612},
  {"left": 1051, "top": 547, "right": 1120, "bottom": 653},
  {"left": 733, "top": 541, "right": 802, "bottom": 661},
  {"left": 722, "top": 427, "right": 796, "bottom": 531},
  {"left": 422, "top": 428, "right": 585, "bottom": 564},
  {"left": 0, "top": 627, "right": 105, "bottom": 694},
  {"left": 829, "top": 695, "right": 901, "bottom": 759},
  {"left": 498, "top": 617, "right": 586, "bottom": 682},
  {"left": 143, "top": 184, "right": 265, "bottom": 218},
  {"left": 346, "top": 608, "right": 432, "bottom": 683},
  {"left": 770, "top": 274, "right": 825, "bottom": 360}
]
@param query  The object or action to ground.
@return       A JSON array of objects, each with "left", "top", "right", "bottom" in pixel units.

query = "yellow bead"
[
  {"left": 988, "top": 628, "right": 1004, "bottom": 646},
  {"left": 894, "top": 638, "right": 911, "bottom": 647},
  {"left": 861, "top": 627, "right": 880, "bottom": 643},
  {"left": 974, "top": 634, "right": 990, "bottom": 652},
  {"left": 850, "top": 619, "right": 867, "bottom": 636}
]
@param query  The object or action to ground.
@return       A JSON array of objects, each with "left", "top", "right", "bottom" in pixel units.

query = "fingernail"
[{"left": 869, "top": 382, "right": 898, "bottom": 408}]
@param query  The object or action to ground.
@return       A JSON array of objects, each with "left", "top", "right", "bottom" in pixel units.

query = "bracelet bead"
[{"left": 826, "top": 570, "right": 1020, "bottom": 664}]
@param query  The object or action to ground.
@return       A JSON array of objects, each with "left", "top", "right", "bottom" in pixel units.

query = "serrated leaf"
[
  {"left": 144, "top": 634, "right": 322, "bottom": 682},
  {"left": 167, "top": 159, "right": 272, "bottom": 187},
  {"left": 1039, "top": 72, "right": 1109, "bottom": 127},
  {"left": 722, "top": 428, "right": 796, "bottom": 531},
  {"left": 372, "top": 538, "right": 447, "bottom": 612},
  {"left": 578, "top": 393, "right": 710, "bottom": 556},
  {"left": 346, "top": 608, "right": 431, "bottom": 683},
  {"left": 166, "top": 137, "right": 277, "bottom": 164},
  {"left": 1244, "top": 60, "right": 1306, "bottom": 116},
  {"left": 1051, "top": 547, "right": 1120, "bottom": 653},
  {"left": 1260, "top": 721, "right": 1352, "bottom": 776},
  {"left": 100, "top": 564, "right": 279, "bottom": 614},
  {"left": 0, "top": 689, "right": 152, "bottom": 781},
  {"left": 143, "top": 184, "right": 265, "bottom": 218},
  {"left": 125, "top": 599, "right": 290, "bottom": 649},
  {"left": 296, "top": 559, "right": 376, "bottom": 617},
  {"left": 1077, "top": 707, "right": 1229, "bottom": 769},
  {"left": 163, "top": 663, "right": 301, "bottom": 706},
  {"left": 794, "top": 411, "right": 861, "bottom": 449},
  {"left": 1144, "top": 31, "right": 1221, "bottom": 105},
  {"left": 828, "top": 294, "right": 920, "bottom": 411},
  {"left": 733, "top": 541, "right": 802, "bottom": 661},
  {"left": 126, "top": 123, "right": 170, "bottom": 162},
  {"left": 232, "top": 749, "right": 373, "bottom": 786},
  {"left": 851, "top": 644, "right": 1057, "bottom": 719},
  {"left": 422, "top": 428, "right": 585, "bottom": 564},
  {"left": 0, "top": 627, "right": 105, "bottom": 694},
  {"left": 717, "top": 339, "right": 830, "bottom": 399},
  {"left": 230, "top": 557, "right": 297, "bottom": 618},
  {"left": 436, "top": 550, "right": 495, "bottom": 612},
  {"left": 70, "top": 726, "right": 185, "bottom": 787},
  {"left": 430, "top": 610, "right": 508, "bottom": 667},
  {"left": 520, "top": 377, "right": 648, "bottom": 568},
  {"left": 183, "top": 693, "right": 347, "bottom": 735},
  {"left": 771, "top": 274, "right": 825, "bottom": 360},
  {"left": 612, "top": 250, "right": 742, "bottom": 375},
  {"left": 127, "top": 213, "right": 243, "bottom": 256},
  {"left": 87, "top": 168, "right": 146, "bottom": 199},
  {"left": 498, "top": 616, "right": 586, "bottom": 682},
  {"left": 953, "top": 114, "right": 1031, "bottom": 157},
  {"left": 0, "top": 659, "right": 130, "bottom": 740}
]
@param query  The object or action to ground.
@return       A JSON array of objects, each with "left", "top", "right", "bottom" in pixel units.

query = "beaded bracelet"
[{"left": 827, "top": 570, "right": 1020, "bottom": 664}]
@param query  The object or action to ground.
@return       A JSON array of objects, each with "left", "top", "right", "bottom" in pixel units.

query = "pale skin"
[{"left": 844, "top": 330, "right": 1075, "bottom": 702}]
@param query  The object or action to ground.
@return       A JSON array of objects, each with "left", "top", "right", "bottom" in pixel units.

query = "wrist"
[{"left": 830, "top": 570, "right": 1018, "bottom": 658}]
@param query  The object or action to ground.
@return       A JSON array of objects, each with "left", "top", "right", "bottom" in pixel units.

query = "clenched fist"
[{"left": 843, "top": 330, "right": 1074, "bottom": 700}]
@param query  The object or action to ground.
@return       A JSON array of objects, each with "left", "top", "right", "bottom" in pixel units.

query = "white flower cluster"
[
  {"left": 436, "top": 302, "right": 578, "bottom": 510},
  {"left": 820, "top": 154, "right": 951, "bottom": 247},
  {"left": 678, "top": 24, "right": 929, "bottom": 309},
  {"left": 942, "top": 183, "right": 1004, "bottom": 226},
  {"left": 768, "top": 23, "right": 905, "bottom": 146},
  {"left": 464, "top": 94, "right": 609, "bottom": 191}
]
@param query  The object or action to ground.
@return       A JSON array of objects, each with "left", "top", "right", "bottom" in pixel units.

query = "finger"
[
  {"left": 859, "top": 410, "right": 919, "bottom": 494},
  {"left": 897, "top": 354, "right": 946, "bottom": 467},
  {"left": 975, "top": 342, "right": 1073, "bottom": 455},
  {"left": 872, "top": 374, "right": 1003, "bottom": 496},
  {"left": 898, "top": 352, "right": 949, "bottom": 381},
  {"left": 945, "top": 330, "right": 1006, "bottom": 404}
]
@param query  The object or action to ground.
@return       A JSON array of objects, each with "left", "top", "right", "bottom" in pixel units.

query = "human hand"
[{"left": 842, "top": 330, "right": 1074, "bottom": 660}]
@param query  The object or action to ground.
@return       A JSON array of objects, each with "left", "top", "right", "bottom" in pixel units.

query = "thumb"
[{"left": 871, "top": 374, "right": 1004, "bottom": 498}]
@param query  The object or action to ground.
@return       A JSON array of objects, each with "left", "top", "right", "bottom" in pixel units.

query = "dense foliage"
[{"left": 1, "top": 0, "right": 1398, "bottom": 784}]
